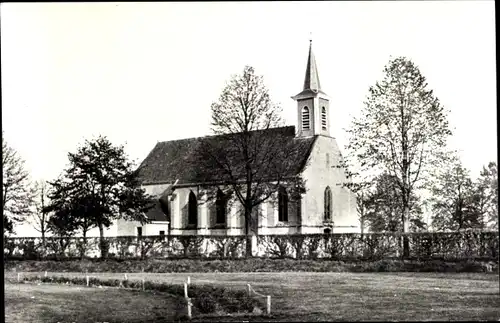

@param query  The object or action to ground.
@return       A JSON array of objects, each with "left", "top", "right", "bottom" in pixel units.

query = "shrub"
[{"left": 193, "top": 294, "right": 218, "bottom": 314}]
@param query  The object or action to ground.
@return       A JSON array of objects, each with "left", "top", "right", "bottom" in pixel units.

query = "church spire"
[
  {"left": 292, "top": 39, "right": 331, "bottom": 138},
  {"left": 303, "top": 39, "right": 321, "bottom": 93}
]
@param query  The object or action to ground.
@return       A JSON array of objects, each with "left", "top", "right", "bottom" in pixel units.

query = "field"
[{"left": 5, "top": 272, "right": 500, "bottom": 322}]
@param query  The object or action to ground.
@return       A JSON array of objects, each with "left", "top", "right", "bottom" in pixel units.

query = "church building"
[{"left": 113, "top": 41, "right": 359, "bottom": 237}]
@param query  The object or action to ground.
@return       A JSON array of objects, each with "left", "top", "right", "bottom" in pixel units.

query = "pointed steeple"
[
  {"left": 303, "top": 39, "right": 321, "bottom": 93},
  {"left": 292, "top": 39, "right": 331, "bottom": 138},
  {"left": 292, "top": 40, "right": 327, "bottom": 100}
]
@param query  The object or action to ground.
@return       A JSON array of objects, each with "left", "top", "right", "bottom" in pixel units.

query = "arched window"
[
  {"left": 188, "top": 191, "right": 198, "bottom": 226},
  {"left": 302, "top": 106, "right": 310, "bottom": 130},
  {"left": 321, "top": 107, "right": 327, "bottom": 130},
  {"left": 278, "top": 186, "right": 289, "bottom": 222},
  {"left": 215, "top": 189, "right": 226, "bottom": 225},
  {"left": 324, "top": 186, "right": 332, "bottom": 221},
  {"left": 159, "top": 195, "right": 170, "bottom": 222}
]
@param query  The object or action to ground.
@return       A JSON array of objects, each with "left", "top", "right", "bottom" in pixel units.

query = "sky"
[{"left": 2, "top": 1, "right": 496, "bottom": 186}]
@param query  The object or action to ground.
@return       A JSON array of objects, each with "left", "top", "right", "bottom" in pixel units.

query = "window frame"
[
  {"left": 324, "top": 186, "right": 332, "bottom": 222},
  {"left": 302, "top": 106, "right": 310, "bottom": 130},
  {"left": 188, "top": 190, "right": 198, "bottom": 227},
  {"left": 321, "top": 106, "right": 327, "bottom": 130},
  {"left": 278, "top": 186, "right": 289, "bottom": 222},
  {"left": 215, "top": 189, "right": 227, "bottom": 226}
]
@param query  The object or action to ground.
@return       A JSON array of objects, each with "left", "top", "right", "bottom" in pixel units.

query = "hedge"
[
  {"left": 4, "top": 231, "right": 498, "bottom": 261},
  {"left": 4, "top": 258, "right": 498, "bottom": 273}
]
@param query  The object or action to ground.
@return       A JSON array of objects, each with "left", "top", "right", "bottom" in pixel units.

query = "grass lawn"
[
  {"left": 5, "top": 272, "right": 500, "bottom": 322},
  {"left": 4, "top": 282, "right": 186, "bottom": 323}
]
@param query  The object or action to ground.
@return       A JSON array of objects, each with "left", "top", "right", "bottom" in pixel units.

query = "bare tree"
[
  {"left": 345, "top": 57, "right": 452, "bottom": 256},
  {"left": 195, "top": 66, "right": 307, "bottom": 257},
  {"left": 2, "top": 134, "right": 34, "bottom": 235},
  {"left": 31, "top": 180, "right": 51, "bottom": 246}
]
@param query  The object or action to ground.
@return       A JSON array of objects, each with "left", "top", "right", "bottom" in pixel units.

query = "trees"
[
  {"left": 2, "top": 134, "right": 34, "bottom": 235},
  {"left": 196, "top": 66, "right": 307, "bottom": 257},
  {"left": 363, "top": 172, "right": 426, "bottom": 233},
  {"left": 45, "top": 136, "right": 154, "bottom": 258},
  {"left": 476, "top": 161, "right": 498, "bottom": 230},
  {"left": 430, "top": 158, "right": 482, "bottom": 231},
  {"left": 345, "top": 57, "right": 451, "bottom": 255}
]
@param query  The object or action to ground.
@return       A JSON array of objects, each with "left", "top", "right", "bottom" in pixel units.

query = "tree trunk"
[
  {"left": 402, "top": 204, "right": 410, "bottom": 258},
  {"left": 98, "top": 224, "right": 108, "bottom": 259},
  {"left": 41, "top": 230, "right": 46, "bottom": 258},
  {"left": 244, "top": 205, "right": 253, "bottom": 258},
  {"left": 81, "top": 229, "right": 88, "bottom": 260}
]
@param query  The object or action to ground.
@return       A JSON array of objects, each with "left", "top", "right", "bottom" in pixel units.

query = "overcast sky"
[{"left": 2, "top": 1, "right": 496, "bottom": 187}]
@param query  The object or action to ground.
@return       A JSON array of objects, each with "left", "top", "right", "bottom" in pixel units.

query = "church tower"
[{"left": 292, "top": 40, "right": 331, "bottom": 137}]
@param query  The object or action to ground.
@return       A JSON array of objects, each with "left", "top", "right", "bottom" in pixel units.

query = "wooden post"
[
  {"left": 184, "top": 282, "right": 188, "bottom": 298},
  {"left": 86, "top": 275, "right": 89, "bottom": 287},
  {"left": 247, "top": 284, "right": 251, "bottom": 296},
  {"left": 266, "top": 295, "right": 271, "bottom": 314},
  {"left": 187, "top": 276, "right": 190, "bottom": 285},
  {"left": 17, "top": 273, "right": 20, "bottom": 283},
  {"left": 186, "top": 297, "right": 192, "bottom": 319}
]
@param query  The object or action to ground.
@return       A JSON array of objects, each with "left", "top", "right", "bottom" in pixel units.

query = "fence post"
[
  {"left": 186, "top": 297, "right": 192, "bottom": 319},
  {"left": 184, "top": 282, "right": 188, "bottom": 298},
  {"left": 17, "top": 273, "right": 20, "bottom": 283},
  {"left": 187, "top": 276, "right": 190, "bottom": 285},
  {"left": 44, "top": 271, "right": 47, "bottom": 278},
  {"left": 142, "top": 278, "right": 145, "bottom": 291},
  {"left": 247, "top": 284, "right": 251, "bottom": 296},
  {"left": 124, "top": 273, "right": 128, "bottom": 280},
  {"left": 86, "top": 275, "right": 89, "bottom": 287},
  {"left": 266, "top": 295, "right": 271, "bottom": 314}
]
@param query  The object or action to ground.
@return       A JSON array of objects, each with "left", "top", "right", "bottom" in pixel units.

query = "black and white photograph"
[{"left": 2, "top": 1, "right": 498, "bottom": 322}]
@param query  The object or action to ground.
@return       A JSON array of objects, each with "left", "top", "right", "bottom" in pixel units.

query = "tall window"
[
  {"left": 302, "top": 106, "right": 310, "bottom": 130},
  {"left": 278, "top": 186, "right": 289, "bottom": 222},
  {"left": 324, "top": 186, "right": 332, "bottom": 221},
  {"left": 188, "top": 191, "right": 198, "bottom": 226},
  {"left": 321, "top": 107, "right": 327, "bottom": 130},
  {"left": 159, "top": 196, "right": 170, "bottom": 221},
  {"left": 215, "top": 189, "right": 226, "bottom": 225}
]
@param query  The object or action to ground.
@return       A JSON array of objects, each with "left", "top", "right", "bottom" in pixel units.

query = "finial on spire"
[{"left": 309, "top": 32, "right": 312, "bottom": 44}]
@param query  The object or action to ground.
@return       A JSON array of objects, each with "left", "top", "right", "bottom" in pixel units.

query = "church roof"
[
  {"left": 137, "top": 126, "right": 317, "bottom": 186},
  {"left": 293, "top": 40, "right": 328, "bottom": 99}
]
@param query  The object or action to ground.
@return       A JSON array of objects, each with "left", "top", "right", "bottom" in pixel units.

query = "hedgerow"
[
  {"left": 4, "top": 258, "right": 498, "bottom": 273},
  {"left": 5, "top": 231, "right": 497, "bottom": 261}
]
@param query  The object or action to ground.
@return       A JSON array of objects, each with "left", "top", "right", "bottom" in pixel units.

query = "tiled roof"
[
  {"left": 138, "top": 126, "right": 316, "bottom": 186},
  {"left": 145, "top": 200, "right": 169, "bottom": 222}
]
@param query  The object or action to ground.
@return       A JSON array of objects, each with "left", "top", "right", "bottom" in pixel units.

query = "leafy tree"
[
  {"left": 470, "top": 161, "right": 498, "bottom": 230},
  {"left": 2, "top": 134, "right": 35, "bottom": 235},
  {"left": 430, "top": 158, "right": 482, "bottom": 231},
  {"left": 363, "top": 172, "right": 426, "bottom": 232},
  {"left": 45, "top": 136, "right": 154, "bottom": 258},
  {"left": 345, "top": 57, "right": 451, "bottom": 255},
  {"left": 196, "top": 66, "right": 307, "bottom": 257},
  {"left": 47, "top": 205, "right": 79, "bottom": 237}
]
